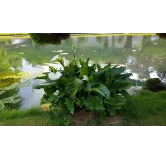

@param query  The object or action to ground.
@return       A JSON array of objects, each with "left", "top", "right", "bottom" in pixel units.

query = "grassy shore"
[
  {"left": 1, "top": 90, "right": 166, "bottom": 126},
  {"left": 0, "top": 33, "right": 156, "bottom": 38}
]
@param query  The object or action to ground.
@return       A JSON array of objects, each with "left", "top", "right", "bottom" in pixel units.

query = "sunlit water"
[{"left": 1, "top": 34, "right": 166, "bottom": 109}]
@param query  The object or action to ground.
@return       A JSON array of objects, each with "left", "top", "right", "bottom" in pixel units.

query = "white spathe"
[
  {"left": 51, "top": 55, "right": 59, "bottom": 62},
  {"left": 53, "top": 90, "right": 59, "bottom": 96},
  {"left": 62, "top": 57, "right": 69, "bottom": 66},
  {"left": 82, "top": 75, "right": 88, "bottom": 81},
  {"left": 48, "top": 72, "right": 62, "bottom": 81}
]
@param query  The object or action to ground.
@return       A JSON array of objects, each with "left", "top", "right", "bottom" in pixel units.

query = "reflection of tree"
[
  {"left": 78, "top": 37, "right": 86, "bottom": 43},
  {"left": 132, "top": 36, "right": 144, "bottom": 49},
  {"left": 96, "top": 37, "right": 102, "bottom": 43},
  {"left": 127, "top": 52, "right": 153, "bottom": 80},
  {"left": 0, "top": 38, "right": 12, "bottom": 47},
  {"left": 0, "top": 47, "right": 11, "bottom": 72},
  {"left": 104, "top": 37, "right": 108, "bottom": 49},
  {"left": 124, "top": 36, "right": 132, "bottom": 48},
  {"left": 0, "top": 47, "right": 22, "bottom": 73},
  {"left": 114, "top": 36, "right": 127, "bottom": 48}
]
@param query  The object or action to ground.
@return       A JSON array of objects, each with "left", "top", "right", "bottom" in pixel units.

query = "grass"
[
  {"left": 1, "top": 90, "right": 166, "bottom": 126},
  {"left": 0, "top": 107, "right": 121, "bottom": 126},
  {"left": 0, "top": 107, "right": 47, "bottom": 121},
  {"left": 122, "top": 90, "right": 166, "bottom": 126},
  {"left": 0, "top": 116, "right": 50, "bottom": 126},
  {"left": 0, "top": 107, "right": 52, "bottom": 126}
]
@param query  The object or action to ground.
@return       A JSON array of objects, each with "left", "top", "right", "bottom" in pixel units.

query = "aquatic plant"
[{"left": 0, "top": 83, "right": 22, "bottom": 110}]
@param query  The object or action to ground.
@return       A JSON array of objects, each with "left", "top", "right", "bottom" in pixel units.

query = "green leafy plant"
[
  {"left": 34, "top": 48, "right": 133, "bottom": 122},
  {"left": 0, "top": 83, "right": 22, "bottom": 111}
]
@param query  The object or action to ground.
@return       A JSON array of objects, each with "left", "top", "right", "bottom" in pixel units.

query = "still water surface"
[{"left": 0, "top": 35, "right": 166, "bottom": 109}]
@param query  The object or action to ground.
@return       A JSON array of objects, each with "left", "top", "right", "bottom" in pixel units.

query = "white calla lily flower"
[
  {"left": 82, "top": 75, "right": 88, "bottom": 81},
  {"left": 48, "top": 72, "right": 62, "bottom": 81},
  {"left": 53, "top": 90, "right": 59, "bottom": 96},
  {"left": 62, "top": 57, "right": 69, "bottom": 66},
  {"left": 51, "top": 55, "right": 59, "bottom": 62}
]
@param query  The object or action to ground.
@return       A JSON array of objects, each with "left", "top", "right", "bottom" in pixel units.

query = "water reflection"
[{"left": 1, "top": 34, "right": 166, "bottom": 109}]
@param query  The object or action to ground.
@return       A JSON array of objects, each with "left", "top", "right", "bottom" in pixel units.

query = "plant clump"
[{"left": 34, "top": 47, "right": 133, "bottom": 124}]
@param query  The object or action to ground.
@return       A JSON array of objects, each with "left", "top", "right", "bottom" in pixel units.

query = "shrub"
[
  {"left": 144, "top": 78, "right": 166, "bottom": 92},
  {"left": 34, "top": 48, "right": 133, "bottom": 121}
]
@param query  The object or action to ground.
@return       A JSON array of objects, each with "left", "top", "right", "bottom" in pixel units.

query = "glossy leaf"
[
  {"left": 84, "top": 96, "right": 104, "bottom": 111},
  {"left": 89, "top": 84, "right": 110, "bottom": 100},
  {"left": 65, "top": 98, "right": 74, "bottom": 114}
]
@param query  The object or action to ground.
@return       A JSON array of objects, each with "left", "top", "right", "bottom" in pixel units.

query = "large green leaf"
[
  {"left": 104, "top": 97, "right": 115, "bottom": 106},
  {"left": 113, "top": 73, "right": 132, "bottom": 80},
  {"left": 86, "top": 82, "right": 97, "bottom": 91},
  {"left": 93, "top": 63, "right": 111, "bottom": 77},
  {"left": 111, "top": 81, "right": 131, "bottom": 90},
  {"left": 119, "top": 90, "right": 130, "bottom": 97},
  {"left": 57, "top": 76, "right": 68, "bottom": 86},
  {"left": 75, "top": 97, "right": 85, "bottom": 107},
  {"left": 35, "top": 72, "right": 49, "bottom": 80},
  {"left": 89, "top": 84, "right": 110, "bottom": 100},
  {"left": 33, "top": 81, "right": 56, "bottom": 89},
  {"left": 35, "top": 75, "right": 48, "bottom": 80},
  {"left": 65, "top": 63, "right": 78, "bottom": 75},
  {"left": 84, "top": 96, "right": 104, "bottom": 111},
  {"left": 72, "top": 78, "right": 83, "bottom": 96},
  {"left": 65, "top": 98, "right": 74, "bottom": 114},
  {"left": 110, "top": 66, "right": 126, "bottom": 77},
  {"left": 65, "top": 78, "right": 83, "bottom": 95}
]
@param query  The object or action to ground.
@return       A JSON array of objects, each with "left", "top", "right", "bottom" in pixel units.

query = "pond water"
[{"left": 1, "top": 34, "right": 166, "bottom": 109}]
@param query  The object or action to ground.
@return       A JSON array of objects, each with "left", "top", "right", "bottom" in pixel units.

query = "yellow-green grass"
[
  {"left": 0, "top": 33, "right": 28, "bottom": 36},
  {"left": 0, "top": 116, "right": 50, "bottom": 126},
  {"left": 0, "top": 33, "right": 156, "bottom": 39},
  {"left": 0, "top": 107, "right": 52, "bottom": 126}
]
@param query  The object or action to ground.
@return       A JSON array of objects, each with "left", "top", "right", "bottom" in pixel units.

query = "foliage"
[
  {"left": 0, "top": 83, "right": 22, "bottom": 110},
  {"left": 121, "top": 90, "right": 166, "bottom": 125},
  {"left": 35, "top": 49, "right": 133, "bottom": 121},
  {"left": 0, "top": 47, "right": 11, "bottom": 72},
  {"left": 143, "top": 78, "right": 166, "bottom": 92},
  {"left": 29, "top": 33, "right": 70, "bottom": 45},
  {"left": 0, "top": 47, "right": 22, "bottom": 73}
]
